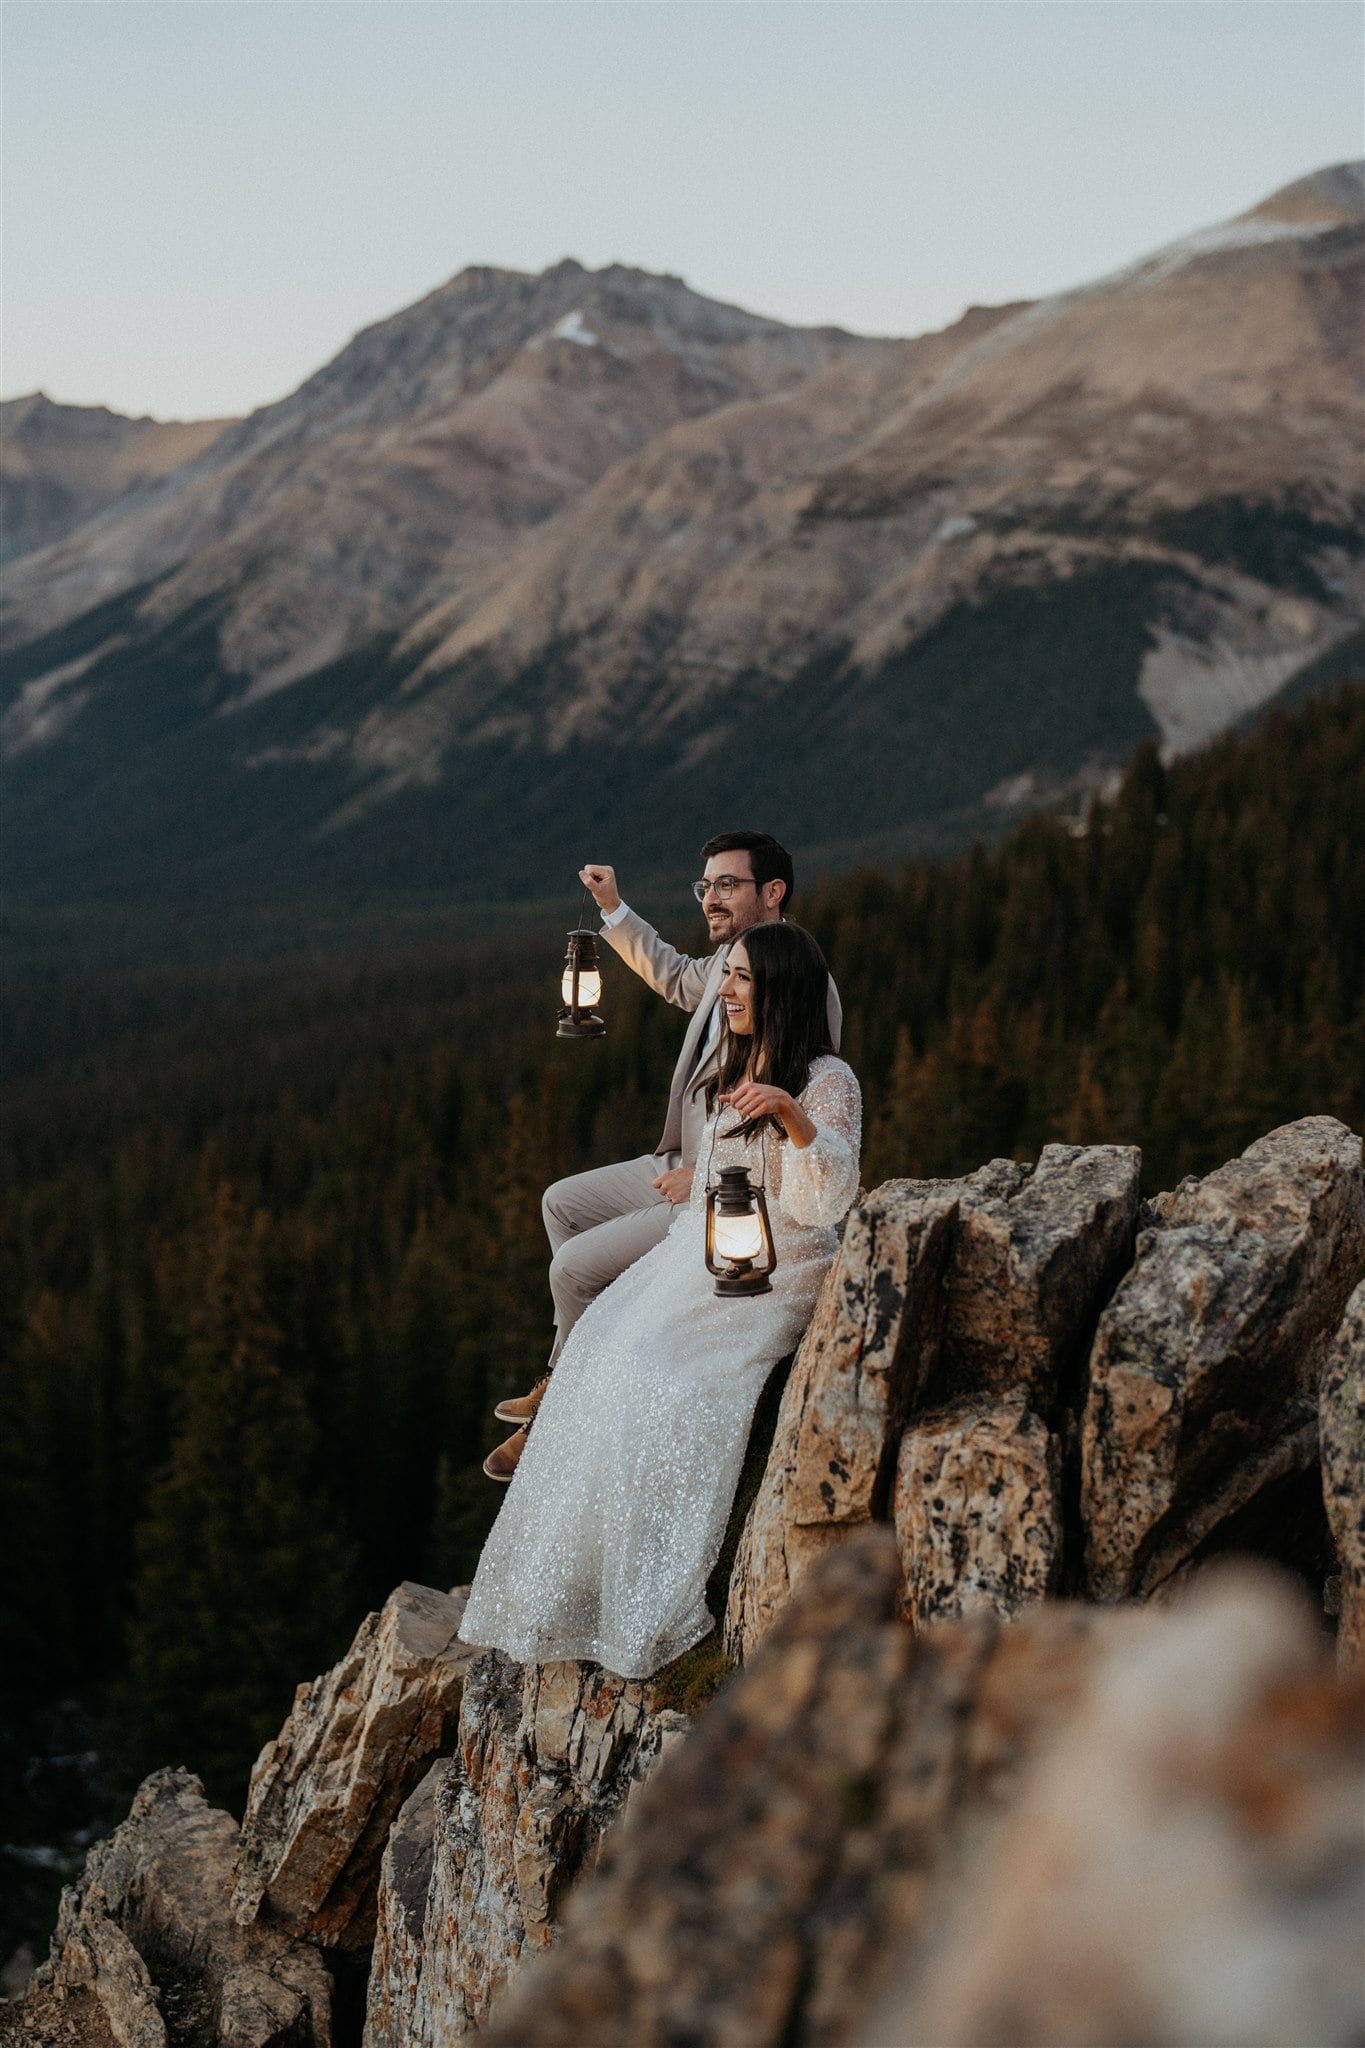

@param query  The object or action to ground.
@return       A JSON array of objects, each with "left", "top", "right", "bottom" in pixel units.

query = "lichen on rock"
[{"left": 895, "top": 1389, "right": 1062, "bottom": 1625}]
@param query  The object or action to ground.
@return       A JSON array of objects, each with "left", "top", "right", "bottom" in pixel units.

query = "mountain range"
[{"left": 2, "top": 162, "right": 1362, "bottom": 922}]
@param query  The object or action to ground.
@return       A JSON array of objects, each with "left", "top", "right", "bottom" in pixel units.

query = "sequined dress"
[{"left": 458, "top": 1055, "right": 863, "bottom": 1679}]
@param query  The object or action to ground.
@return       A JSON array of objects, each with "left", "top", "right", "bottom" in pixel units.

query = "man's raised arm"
[{"left": 579, "top": 864, "right": 713, "bottom": 1013}]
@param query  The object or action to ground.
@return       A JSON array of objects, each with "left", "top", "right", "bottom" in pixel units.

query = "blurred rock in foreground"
[
  {"left": 857, "top": 1565, "right": 1365, "bottom": 2048},
  {"left": 1322, "top": 1276, "right": 1365, "bottom": 1666}
]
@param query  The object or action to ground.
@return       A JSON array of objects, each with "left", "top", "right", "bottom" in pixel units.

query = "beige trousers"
[{"left": 541, "top": 1153, "right": 677, "bottom": 1368}]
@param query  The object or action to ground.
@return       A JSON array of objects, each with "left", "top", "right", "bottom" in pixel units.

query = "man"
[{"left": 484, "top": 830, "right": 841, "bottom": 1478}]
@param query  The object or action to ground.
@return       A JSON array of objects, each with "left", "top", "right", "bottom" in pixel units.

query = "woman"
[{"left": 458, "top": 921, "right": 861, "bottom": 1680}]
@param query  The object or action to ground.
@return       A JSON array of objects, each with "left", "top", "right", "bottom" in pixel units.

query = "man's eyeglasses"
[{"left": 692, "top": 875, "right": 759, "bottom": 903}]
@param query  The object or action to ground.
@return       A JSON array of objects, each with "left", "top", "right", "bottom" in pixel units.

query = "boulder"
[
  {"left": 23, "top": 1892, "right": 164, "bottom": 2048},
  {"left": 23, "top": 1768, "right": 330, "bottom": 2048},
  {"left": 405, "top": 1652, "right": 683, "bottom": 2042},
  {"left": 1321, "top": 1278, "right": 1365, "bottom": 1666},
  {"left": 779, "top": 1182, "right": 961, "bottom": 1527},
  {"left": 482, "top": 1529, "right": 1104, "bottom": 2048},
  {"left": 1082, "top": 1117, "right": 1365, "bottom": 1600},
  {"left": 233, "top": 1580, "right": 476, "bottom": 1946},
  {"left": 858, "top": 1566, "right": 1365, "bottom": 2048},
  {"left": 895, "top": 1390, "right": 1061, "bottom": 1626},
  {"left": 727, "top": 1149, "right": 1139, "bottom": 1660},
  {"left": 362, "top": 1761, "right": 444, "bottom": 2048},
  {"left": 924, "top": 1144, "right": 1142, "bottom": 1414},
  {"left": 724, "top": 1180, "right": 958, "bottom": 1660}
]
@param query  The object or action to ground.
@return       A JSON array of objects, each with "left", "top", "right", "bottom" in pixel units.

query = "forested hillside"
[{"left": 2, "top": 686, "right": 1361, "bottom": 1940}]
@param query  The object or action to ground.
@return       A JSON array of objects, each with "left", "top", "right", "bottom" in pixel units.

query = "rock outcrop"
[
  {"left": 894, "top": 1388, "right": 1062, "bottom": 1625},
  {"left": 1081, "top": 1116, "right": 1365, "bottom": 1600},
  {"left": 1322, "top": 1278, "right": 1365, "bottom": 1665},
  {"left": 724, "top": 1178, "right": 958, "bottom": 1658},
  {"left": 729, "top": 1145, "right": 1140, "bottom": 1658},
  {"left": 12, "top": 1117, "right": 1363, "bottom": 2048},
  {"left": 233, "top": 1581, "right": 477, "bottom": 1947},
  {"left": 363, "top": 1762, "right": 444, "bottom": 2048},
  {"left": 394, "top": 1654, "right": 685, "bottom": 2044},
  {"left": 26, "top": 1769, "right": 331, "bottom": 2048},
  {"left": 924, "top": 1143, "right": 1143, "bottom": 1413},
  {"left": 21, "top": 1899, "right": 163, "bottom": 2048}
]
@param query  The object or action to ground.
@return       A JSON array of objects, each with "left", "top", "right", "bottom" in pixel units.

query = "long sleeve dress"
[{"left": 458, "top": 1055, "right": 863, "bottom": 1680}]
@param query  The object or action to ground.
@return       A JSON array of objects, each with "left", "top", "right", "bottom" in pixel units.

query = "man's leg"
[
  {"left": 542, "top": 1155, "right": 670, "bottom": 1366},
  {"left": 542, "top": 1154, "right": 666, "bottom": 1258},
  {"left": 487, "top": 1159, "right": 674, "bottom": 1473}
]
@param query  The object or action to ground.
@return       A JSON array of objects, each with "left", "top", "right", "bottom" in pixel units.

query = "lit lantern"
[
  {"left": 704, "top": 1164, "right": 777, "bottom": 1296},
  {"left": 557, "top": 926, "right": 606, "bottom": 1039}
]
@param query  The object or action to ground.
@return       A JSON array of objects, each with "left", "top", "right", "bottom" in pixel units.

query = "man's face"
[{"left": 698, "top": 850, "right": 783, "bottom": 945}]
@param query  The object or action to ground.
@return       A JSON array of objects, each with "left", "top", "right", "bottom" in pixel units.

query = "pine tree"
[{"left": 119, "top": 1182, "right": 356, "bottom": 1807}]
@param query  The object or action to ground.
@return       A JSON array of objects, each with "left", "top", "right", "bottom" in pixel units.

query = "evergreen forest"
[{"left": 2, "top": 684, "right": 1362, "bottom": 1948}]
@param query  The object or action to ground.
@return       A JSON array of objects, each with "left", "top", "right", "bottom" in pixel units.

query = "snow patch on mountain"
[
  {"left": 551, "top": 310, "right": 600, "bottom": 348},
  {"left": 1138, "top": 620, "right": 1352, "bottom": 761}
]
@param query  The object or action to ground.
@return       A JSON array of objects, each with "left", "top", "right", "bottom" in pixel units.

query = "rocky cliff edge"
[{"left": 8, "top": 1115, "right": 1364, "bottom": 2047}]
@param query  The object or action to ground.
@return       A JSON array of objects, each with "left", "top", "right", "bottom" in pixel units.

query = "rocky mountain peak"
[
  {"left": 0, "top": 393, "right": 234, "bottom": 567},
  {"left": 1240, "top": 158, "right": 1365, "bottom": 229},
  {"left": 214, "top": 255, "right": 868, "bottom": 467}
]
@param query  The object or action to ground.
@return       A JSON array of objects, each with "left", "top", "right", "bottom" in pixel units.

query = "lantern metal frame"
[
  {"left": 704, "top": 1162, "right": 777, "bottom": 1296},
  {"left": 557, "top": 914, "right": 606, "bottom": 1039}
]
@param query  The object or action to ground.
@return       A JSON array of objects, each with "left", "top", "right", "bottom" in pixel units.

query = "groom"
[{"left": 486, "top": 831, "right": 842, "bottom": 1472}]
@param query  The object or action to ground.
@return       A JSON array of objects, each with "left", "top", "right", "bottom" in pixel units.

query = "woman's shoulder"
[{"left": 805, "top": 1053, "right": 859, "bottom": 1092}]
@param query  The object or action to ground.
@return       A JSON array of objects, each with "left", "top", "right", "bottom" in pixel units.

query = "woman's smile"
[{"left": 719, "top": 943, "right": 755, "bottom": 1033}]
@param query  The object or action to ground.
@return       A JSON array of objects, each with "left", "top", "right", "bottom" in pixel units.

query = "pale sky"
[{"left": 3, "top": 1, "right": 1361, "bottom": 421}]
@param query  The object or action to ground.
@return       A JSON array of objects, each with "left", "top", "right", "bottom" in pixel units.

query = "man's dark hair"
[{"left": 699, "top": 830, "right": 795, "bottom": 909}]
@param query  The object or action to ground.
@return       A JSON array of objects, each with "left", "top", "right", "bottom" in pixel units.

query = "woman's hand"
[
  {"left": 722, "top": 1080, "right": 792, "bottom": 1123},
  {"left": 721, "top": 1082, "right": 817, "bottom": 1147}
]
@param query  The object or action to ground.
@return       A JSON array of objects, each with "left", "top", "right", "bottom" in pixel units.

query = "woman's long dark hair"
[{"left": 704, "top": 921, "right": 834, "bottom": 1141}]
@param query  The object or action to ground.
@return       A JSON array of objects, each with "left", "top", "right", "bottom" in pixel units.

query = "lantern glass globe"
[
  {"left": 713, "top": 1209, "right": 765, "bottom": 1263},
  {"left": 562, "top": 966, "right": 603, "bottom": 1008}
]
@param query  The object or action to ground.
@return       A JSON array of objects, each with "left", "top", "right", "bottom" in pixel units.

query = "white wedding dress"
[{"left": 458, "top": 1055, "right": 863, "bottom": 1679}]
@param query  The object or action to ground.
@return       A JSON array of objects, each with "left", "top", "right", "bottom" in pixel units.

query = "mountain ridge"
[
  {"left": 0, "top": 392, "right": 235, "bottom": 567},
  {"left": 1, "top": 163, "right": 1361, "bottom": 919}
]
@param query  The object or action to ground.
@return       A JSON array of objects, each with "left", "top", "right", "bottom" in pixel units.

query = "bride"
[{"left": 458, "top": 920, "right": 862, "bottom": 1680}]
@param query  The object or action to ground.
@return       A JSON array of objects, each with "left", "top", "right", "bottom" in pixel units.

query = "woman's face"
[{"left": 719, "top": 941, "right": 755, "bottom": 1035}]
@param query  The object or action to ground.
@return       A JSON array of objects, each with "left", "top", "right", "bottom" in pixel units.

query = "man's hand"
[
  {"left": 579, "top": 864, "right": 622, "bottom": 916},
  {"left": 652, "top": 1166, "right": 694, "bottom": 1205}
]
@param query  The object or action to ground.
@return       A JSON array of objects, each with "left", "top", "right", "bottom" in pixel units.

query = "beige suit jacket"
[{"left": 600, "top": 907, "right": 843, "bottom": 1169}]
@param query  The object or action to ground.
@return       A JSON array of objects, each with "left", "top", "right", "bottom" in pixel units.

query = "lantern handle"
[
  {"left": 704, "top": 1100, "right": 768, "bottom": 1196},
  {"left": 574, "top": 884, "right": 594, "bottom": 934}
]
